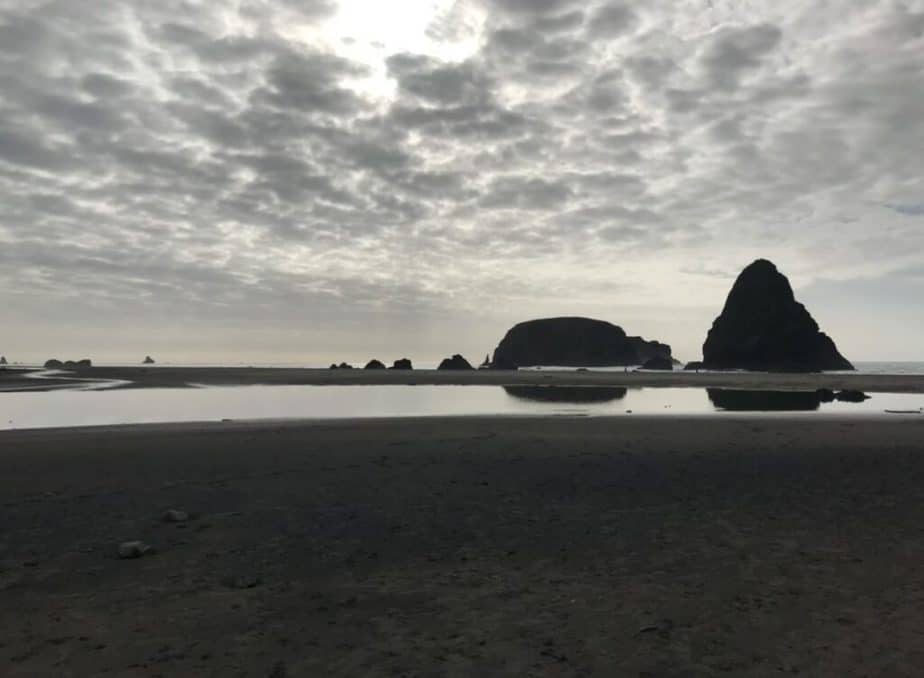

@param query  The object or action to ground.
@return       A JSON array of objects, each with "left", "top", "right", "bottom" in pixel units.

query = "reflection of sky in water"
[{"left": 0, "top": 386, "right": 921, "bottom": 430}]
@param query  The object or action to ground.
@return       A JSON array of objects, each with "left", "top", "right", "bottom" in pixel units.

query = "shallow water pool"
[{"left": 0, "top": 385, "right": 921, "bottom": 430}]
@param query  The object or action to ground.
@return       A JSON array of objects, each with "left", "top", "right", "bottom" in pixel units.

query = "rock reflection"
[
  {"left": 708, "top": 389, "right": 824, "bottom": 411},
  {"left": 502, "top": 386, "right": 627, "bottom": 404}
]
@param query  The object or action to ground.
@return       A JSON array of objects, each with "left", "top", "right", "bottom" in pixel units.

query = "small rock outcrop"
[
  {"left": 438, "top": 354, "right": 474, "bottom": 371},
  {"left": 364, "top": 359, "right": 386, "bottom": 370},
  {"left": 329, "top": 362, "right": 354, "bottom": 370},
  {"left": 492, "top": 317, "right": 672, "bottom": 367},
  {"left": 390, "top": 358, "right": 413, "bottom": 370},
  {"left": 0, "top": 356, "right": 7, "bottom": 365},
  {"left": 44, "top": 359, "right": 64, "bottom": 369},
  {"left": 701, "top": 260, "right": 853, "bottom": 372},
  {"left": 143, "top": 356, "right": 155, "bottom": 365},
  {"left": 640, "top": 356, "right": 674, "bottom": 371},
  {"left": 683, "top": 361, "right": 705, "bottom": 371}
]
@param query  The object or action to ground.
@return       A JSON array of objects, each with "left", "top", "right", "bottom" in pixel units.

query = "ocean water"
[{"left": 0, "top": 385, "right": 920, "bottom": 431}]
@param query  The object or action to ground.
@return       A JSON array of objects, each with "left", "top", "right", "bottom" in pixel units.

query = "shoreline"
[
  {"left": 3, "top": 365, "right": 924, "bottom": 393},
  {"left": 2, "top": 409, "right": 923, "bottom": 436}
]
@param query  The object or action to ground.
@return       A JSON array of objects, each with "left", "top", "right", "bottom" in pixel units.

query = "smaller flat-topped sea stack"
[
  {"left": 364, "top": 359, "right": 386, "bottom": 370},
  {"left": 492, "top": 317, "right": 672, "bottom": 367},
  {"left": 438, "top": 354, "right": 474, "bottom": 371},
  {"left": 640, "top": 356, "right": 673, "bottom": 371},
  {"left": 701, "top": 259, "right": 853, "bottom": 372},
  {"left": 390, "top": 358, "right": 413, "bottom": 370}
]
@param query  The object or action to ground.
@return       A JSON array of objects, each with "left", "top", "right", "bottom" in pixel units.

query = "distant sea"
[
  {"left": 846, "top": 362, "right": 924, "bottom": 376},
  {"left": 14, "top": 360, "right": 924, "bottom": 375}
]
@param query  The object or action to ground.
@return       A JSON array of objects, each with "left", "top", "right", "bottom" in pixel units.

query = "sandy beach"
[
  {"left": 3, "top": 365, "right": 924, "bottom": 393},
  {"left": 3, "top": 415, "right": 924, "bottom": 676}
]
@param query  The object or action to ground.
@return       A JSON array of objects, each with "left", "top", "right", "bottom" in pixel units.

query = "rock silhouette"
[
  {"left": 390, "top": 358, "right": 413, "bottom": 370},
  {"left": 143, "top": 356, "right": 155, "bottom": 364},
  {"left": 44, "top": 359, "right": 64, "bottom": 369},
  {"left": 641, "top": 356, "right": 674, "bottom": 371},
  {"left": 492, "top": 317, "right": 672, "bottom": 368},
  {"left": 438, "top": 354, "right": 474, "bottom": 371},
  {"left": 489, "top": 355, "right": 518, "bottom": 370},
  {"left": 364, "top": 359, "right": 386, "bottom": 370},
  {"left": 0, "top": 356, "right": 7, "bottom": 365},
  {"left": 702, "top": 260, "right": 853, "bottom": 372}
]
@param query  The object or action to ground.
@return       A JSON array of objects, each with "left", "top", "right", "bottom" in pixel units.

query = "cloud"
[{"left": 0, "top": 0, "right": 922, "bottom": 363}]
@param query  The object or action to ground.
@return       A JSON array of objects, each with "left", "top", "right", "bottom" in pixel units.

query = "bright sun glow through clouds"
[{"left": 294, "top": 0, "right": 484, "bottom": 99}]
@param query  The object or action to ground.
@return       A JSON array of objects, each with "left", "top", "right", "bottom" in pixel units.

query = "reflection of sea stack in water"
[
  {"left": 503, "top": 386, "right": 627, "bottom": 403},
  {"left": 492, "top": 317, "right": 672, "bottom": 368},
  {"left": 438, "top": 354, "right": 474, "bottom": 371},
  {"left": 702, "top": 260, "right": 853, "bottom": 372},
  {"left": 708, "top": 389, "right": 824, "bottom": 411},
  {"left": 708, "top": 388, "right": 869, "bottom": 411}
]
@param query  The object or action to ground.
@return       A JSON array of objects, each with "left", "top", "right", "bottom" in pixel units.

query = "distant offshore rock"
[
  {"left": 701, "top": 259, "right": 853, "bottom": 372},
  {"left": 492, "top": 317, "right": 672, "bottom": 368},
  {"left": 44, "top": 358, "right": 89, "bottom": 368},
  {"left": 640, "top": 356, "right": 674, "bottom": 371},
  {"left": 390, "top": 358, "right": 413, "bottom": 370},
  {"left": 364, "top": 359, "right": 386, "bottom": 370},
  {"left": 143, "top": 356, "right": 155, "bottom": 364},
  {"left": 0, "top": 356, "right": 7, "bottom": 365},
  {"left": 438, "top": 354, "right": 474, "bottom": 371}
]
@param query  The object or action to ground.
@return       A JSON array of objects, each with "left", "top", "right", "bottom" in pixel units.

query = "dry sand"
[
  {"left": 3, "top": 365, "right": 924, "bottom": 393},
  {"left": 3, "top": 415, "right": 924, "bottom": 676}
]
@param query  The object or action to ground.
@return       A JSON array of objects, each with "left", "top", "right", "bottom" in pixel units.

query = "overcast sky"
[{"left": 1, "top": 0, "right": 922, "bottom": 365}]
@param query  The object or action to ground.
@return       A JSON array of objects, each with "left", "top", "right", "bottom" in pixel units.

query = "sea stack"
[
  {"left": 438, "top": 354, "right": 474, "bottom": 371},
  {"left": 143, "top": 356, "right": 155, "bottom": 364},
  {"left": 701, "top": 259, "right": 853, "bottom": 371},
  {"left": 492, "top": 317, "right": 672, "bottom": 368}
]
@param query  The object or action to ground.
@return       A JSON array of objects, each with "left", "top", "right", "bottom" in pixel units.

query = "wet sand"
[
  {"left": 3, "top": 365, "right": 924, "bottom": 393},
  {"left": 3, "top": 415, "right": 924, "bottom": 676}
]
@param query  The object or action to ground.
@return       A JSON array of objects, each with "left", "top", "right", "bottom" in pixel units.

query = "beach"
[{"left": 3, "top": 415, "right": 924, "bottom": 676}]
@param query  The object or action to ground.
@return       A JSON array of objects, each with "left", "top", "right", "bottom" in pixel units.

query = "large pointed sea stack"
[
  {"left": 702, "top": 259, "right": 853, "bottom": 371},
  {"left": 492, "top": 317, "right": 672, "bottom": 368}
]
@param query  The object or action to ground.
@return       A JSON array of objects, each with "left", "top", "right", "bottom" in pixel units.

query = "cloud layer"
[{"left": 1, "top": 0, "right": 923, "bottom": 362}]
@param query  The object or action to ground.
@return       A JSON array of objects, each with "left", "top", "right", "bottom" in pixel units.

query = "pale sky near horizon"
[{"left": 1, "top": 0, "right": 923, "bottom": 365}]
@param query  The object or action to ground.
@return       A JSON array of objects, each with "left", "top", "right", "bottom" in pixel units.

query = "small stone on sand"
[
  {"left": 162, "top": 509, "right": 189, "bottom": 523},
  {"left": 118, "top": 541, "right": 153, "bottom": 559}
]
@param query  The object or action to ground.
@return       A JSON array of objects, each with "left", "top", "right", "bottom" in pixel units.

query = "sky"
[{"left": 1, "top": 0, "right": 923, "bottom": 365}]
